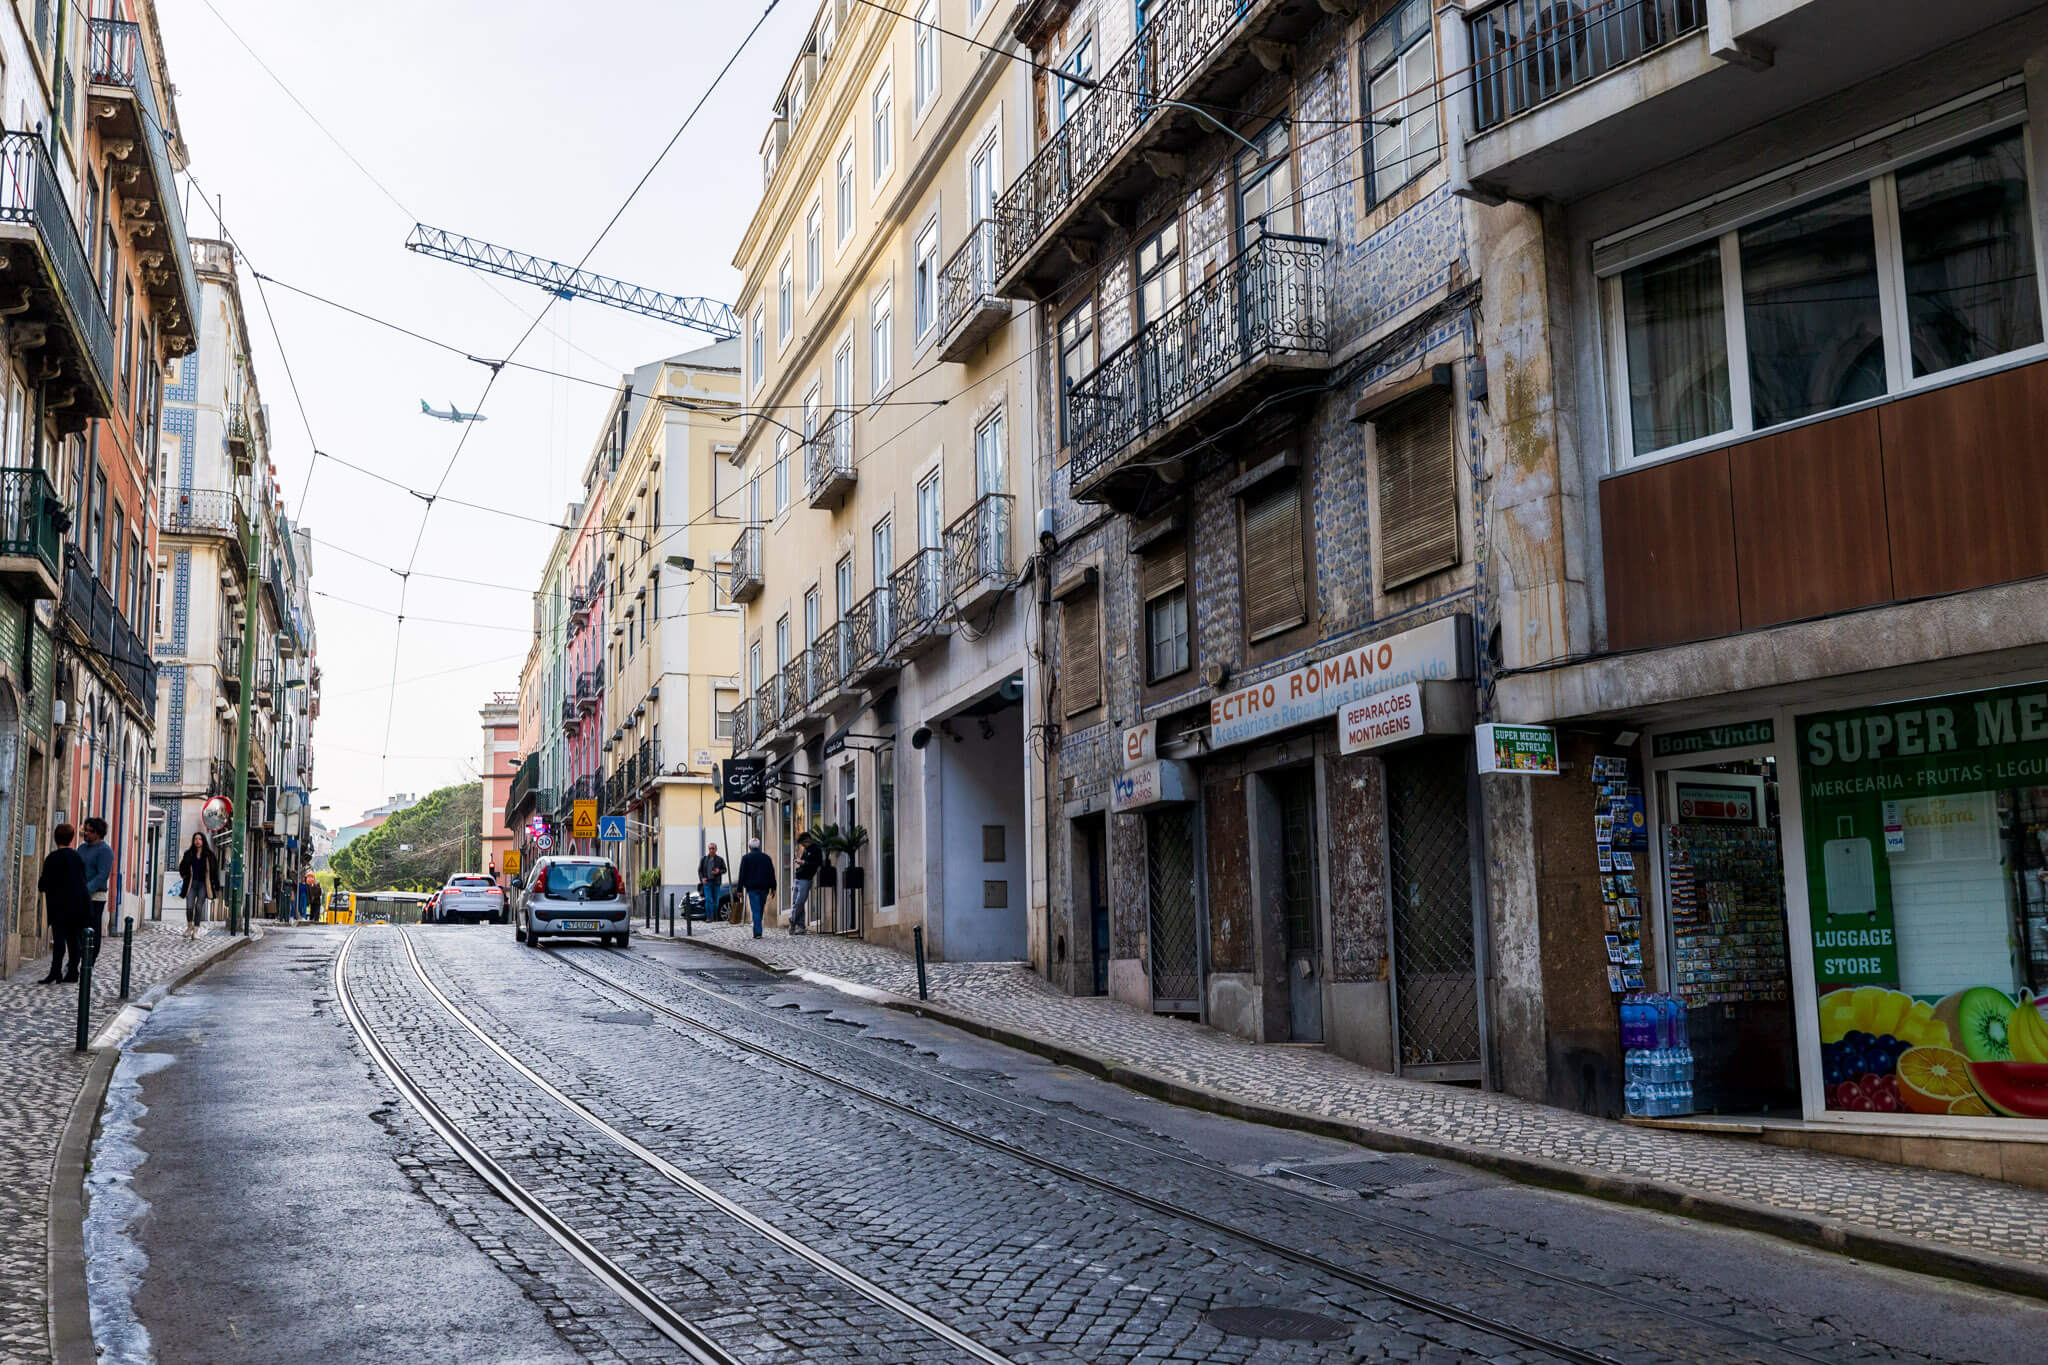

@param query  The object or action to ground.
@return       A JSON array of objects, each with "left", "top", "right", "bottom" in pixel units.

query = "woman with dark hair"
[{"left": 177, "top": 833, "right": 220, "bottom": 938}]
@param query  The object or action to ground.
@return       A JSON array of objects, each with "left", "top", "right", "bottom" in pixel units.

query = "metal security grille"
[
  {"left": 1386, "top": 746, "right": 1481, "bottom": 1078},
  {"left": 1147, "top": 808, "right": 1200, "bottom": 1013},
  {"left": 1279, "top": 774, "right": 1320, "bottom": 958}
]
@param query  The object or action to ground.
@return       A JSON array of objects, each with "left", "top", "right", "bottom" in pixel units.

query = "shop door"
[
  {"left": 1387, "top": 743, "right": 1482, "bottom": 1078},
  {"left": 1083, "top": 816, "right": 1108, "bottom": 995},
  {"left": 1146, "top": 807, "right": 1200, "bottom": 1014},
  {"left": 1275, "top": 769, "right": 1323, "bottom": 1042}
]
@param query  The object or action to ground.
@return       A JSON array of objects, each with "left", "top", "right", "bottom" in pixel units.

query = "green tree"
[{"left": 329, "top": 784, "right": 483, "bottom": 891}]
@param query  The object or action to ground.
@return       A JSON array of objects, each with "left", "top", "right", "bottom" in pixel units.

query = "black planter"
[
  {"left": 841, "top": 866, "right": 865, "bottom": 892},
  {"left": 817, "top": 865, "right": 839, "bottom": 888}
]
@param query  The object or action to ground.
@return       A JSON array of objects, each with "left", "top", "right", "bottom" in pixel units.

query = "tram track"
[
  {"left": 580, "top": 942, "right": 1869, "bottom": 1365},
  {"left": 335, "top": 926, "right": 1021, "bottom": 1365}
]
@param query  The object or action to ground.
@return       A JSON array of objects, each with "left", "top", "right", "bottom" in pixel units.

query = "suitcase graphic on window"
[{"left": 1823, "top": 816, "right": 1877, "bottom": 918}]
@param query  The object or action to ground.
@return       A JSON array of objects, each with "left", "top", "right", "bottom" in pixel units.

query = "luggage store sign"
[{"left": 1209, "top": 615, "right": 1469, "bottom": 750}]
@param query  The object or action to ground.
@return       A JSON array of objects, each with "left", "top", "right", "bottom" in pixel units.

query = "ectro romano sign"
[{"left": 1208, "top": 615, "right": 1468, "bottom": 750}]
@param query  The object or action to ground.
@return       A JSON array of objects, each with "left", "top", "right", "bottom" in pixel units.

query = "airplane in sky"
[{"left": 421, "top": 400, "right": 488, "bottom": 423}]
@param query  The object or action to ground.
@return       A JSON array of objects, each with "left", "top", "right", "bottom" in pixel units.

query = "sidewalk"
[
  {"left": 649, "top": 917, "right": 2048, "bottom": 1296},
  {"left": 0, "top": 920, "right": 253, "bottom": 1365}
]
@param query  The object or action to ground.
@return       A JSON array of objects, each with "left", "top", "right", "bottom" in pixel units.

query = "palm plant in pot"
[{"left": 808, "top": 822, "right": 844, "bottom": 888}]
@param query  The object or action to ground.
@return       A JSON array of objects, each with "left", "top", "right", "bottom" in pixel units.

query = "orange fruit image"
[{"left": 1897, "top": 1046, "right": 1975, "bottom": 1114}]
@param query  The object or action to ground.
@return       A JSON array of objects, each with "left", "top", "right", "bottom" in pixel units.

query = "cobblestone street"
[
  {"left": 82, "top": 926, "right": 2048, "bottom": 1363},
  {"left": 0, "top": 922, "right": 252, "bottom": 1365}
]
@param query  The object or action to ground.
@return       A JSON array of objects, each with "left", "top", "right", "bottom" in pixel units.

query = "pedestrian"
[
  {"left": 697, "top": 843, "right": 727, "bottom": 921},
  {"left": 309, "top": 880, "right": 326, "bottom": 922},
  {"left": 177, "top": 833, "right": 219, "bottom": 939},
  {"left": 78, "top": 817, "right": 113, "bottom": 958},
  {"left": 38, "top": 823, "right": 90, "bottom": 983},
  {"left": 734, "top": 836, "right": 776, "bottom": 939},
  {"left": 789, "top": 832, "right": 823, "bottom": 936}
]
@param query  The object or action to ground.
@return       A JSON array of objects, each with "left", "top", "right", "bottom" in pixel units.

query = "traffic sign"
[
  {"left": 598, "top": 815, "right": 627, "bottom": 842},
  {"left": 571, "top": 799, "right": 598, "bottom": 838},
  {"left": 502, "top": 849, "right": 521, "bottom": 876},
  {"left": 534, "top": 831, "right": 553, "bottom": 851}
]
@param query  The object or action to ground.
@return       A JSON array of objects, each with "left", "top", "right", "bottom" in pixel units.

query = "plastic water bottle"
[{"left": 1625, "top": 1076, "right": 1648, "bottom": 1117}]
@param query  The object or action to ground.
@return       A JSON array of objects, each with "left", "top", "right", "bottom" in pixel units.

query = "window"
[
  {"left": 1240, "top": 476, "right": 1307, "bottom": 640},
  {"left": 1136, "top": 221, "right": 1182, "bottom": 328},
  {"left": 968, "top": 131, "right": 1000, "bottom": 226},
  {"left": 913, "top": 2, "right": 939, "bottom": 112},
  {"left": 88, "top": 469, "right": 104, "bottom": 573},
  {"left": 804, "top": 588, "right": 821, "bottom": 662},
  {"left": 1362, "top": 0, "right": 1439, "bottom": 205},
  {"left": 872, "top": 516, "right": 893, "bottom": 590},
  {"left": 650, "top": 571, "right": 660, "bottom": 625},
  {"left": 714, "top": 553, "right": 737, "bottom": 609},
  {"left": 715, "top": 687, "right": 739, "bottom": 740},
  {"left": 788, "top": 73, "right": 807, "bottom": 128},
  {"left": 834, "top": 337, "right": 855, "bottom": 408},
  {"left": 872, "top": 72, "right": 893, "bottom": 182},
  {"left": 1608, "top": 127, "right": 2043, "bottom": 461},
  {"left": 1143, "top": 540, "right": 1190, "bottom": 682},
  {"left": 1057, "top": 299, "right": 1094, "bottom": 445},
  {"left": 870, "top": 287, "right": 893, "bottom": 394},
  {"left": 1372, "top": 389, "right": 1459, "bottom": 588},
  {"left": 836, "top": 555, "right": 854, "bottom": 617},
  {"left": 913, "top": 218, "right": 940, "bottom": 339},
  {"left": 774, "top": 433, "right": 791, "bottom": 512},
  {"left": 878, "top": 747, "right": 896, "bottom": 906},
  {"left": 153, "top": 565, "right": 164, "bottom": 636},
  {"left": 1236, "top": 119, "right": 1295, "bottom": 238},
  {"left": 119, "top": 277, "right": 133, "bottom": 403},
  {"left": 836, "top": 140, "right": 856, "bottom": 246},
  {"left": 749, "top": 641, "right": 763, "bottom": 691},
  {"left": 750, "top": 306, "right": 765, "bottom": 391},
  {"left": 916, "top": 470, "right": 942, "bottom": 550},
  {"left": 804, "top": 203, "right": 823, "bottom": 299},
  {"left": 819, "top": 5, "right": 837, "bottom": 58},
  {"left": 1054, "top": 34, "right": 1092, "bottom": 131},
  {"left": 714, "top": 447, "right": 743, "bottom": 516},
  {"left": 974, "top": 409, "right": 1004, "bottom": 497},
  {"left": 1061, "top": 589, "right": 1101, "bottom": 715},
  {"left": 777, "top": 256, "right": 794, "bottom": 342}
]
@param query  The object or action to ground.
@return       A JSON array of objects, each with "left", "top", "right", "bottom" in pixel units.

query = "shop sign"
[
  {"left": 1338, "top": 683, "right": 1423, "bottom": 755},
  {"left": 1111, "top": 759, "right": 1194, "bottom": 813},
  {"left": 1674, "top": 780, "right": 1758, "bottom": 825},
  {"left": 1652, "top": 719, "right": 1775, "bottom": 758},
  {"left": 1208, "top": 615, "right": 1468, "bottom": 750},
  {"left": 1122, "top": 721, "right": 1157, "bottom": 767},
  {"left": 1476, "top": 723, "right": 1559, "bottom": 775},
  {"left": 570, "top": 799, "right": 598, "bottom": 839}
]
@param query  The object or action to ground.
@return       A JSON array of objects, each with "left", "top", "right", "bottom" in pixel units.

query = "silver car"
[
  {"left": 437, "top": 873, "right": 506, "bottom": 924},
  {"left": 512, "top": 856, "right": 631, "bottom": 947}
]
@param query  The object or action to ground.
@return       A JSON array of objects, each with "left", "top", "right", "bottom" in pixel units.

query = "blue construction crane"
[{"left": 404, "top": 223, "right": 741, "bottom": 341}]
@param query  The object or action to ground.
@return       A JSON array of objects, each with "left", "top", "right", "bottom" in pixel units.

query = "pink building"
[{"left": 480, "top": 692, "right": 520, "bottom": 881}]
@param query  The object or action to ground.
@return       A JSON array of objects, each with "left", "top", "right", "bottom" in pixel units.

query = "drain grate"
[
  {"left": 1204, "top": 1307, "right": 1350, "bottom": 1342},
  {"left": 583, "top": 1011, "right": 654, "bottom": 1026}
]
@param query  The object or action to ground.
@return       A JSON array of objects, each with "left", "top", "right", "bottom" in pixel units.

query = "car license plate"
[{"left": 557, "top": 920, "right": 602, "bottom": 930}]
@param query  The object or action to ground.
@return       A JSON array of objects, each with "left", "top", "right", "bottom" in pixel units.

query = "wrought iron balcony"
[
  {"left": 729, "top": 693, "right": 763, "bottom": 754},
  {"left": 1068, "top": 233, "right": 1328, "bottom": 507},
  {"left": 944, "top": 493, "right": 1013, "bottom": 618},
  {"left": 992, "top": 0, "right": 1324, "bottom": 296},
  {"left": 506, "top": 751, "right": 540, "bottom": 827},
  {"left": 61, "top": 545, "right": 155, "bottom": 714},
  {"left": 729, "top": 525, "right": 764, "bottom": 603},
  {"left": 779, "top": 652, "right": 810, "bottom": 726},
  {"left": 843, "top": 586, "right": 899, "bottom": 687},
  {"left": 255, "top": 656, "right": 278, "bottom": 710},
  {"left": 161, "top": 487, "right": 250, "bottom": 571},
  {"left": 756, "top": 677, "right": 788, "bottom": 744},
  {"left": 1469, "top": 0, "right": 1706, "bottom": 133},
  {"left": 0, "top": 467, "right": 64, "bottom": 600},
  {"left": 806, "top": 408, "right": 857, "bottom": 511},
  {"left": 217, "top": 630, "right": 242, "bottom": 699},
  {"left": 209, "top": 757, "right": 234, "bottom": 798},
  {"left": 560, "top": 697, "right": 580, "bottom": 730},
  {"left": 936, "top": 219, "right": 1010, "bottom": 362},
  {"left": 226, "top": 403, "right": 257, "bottom": 473},
  {"left": 87, "top": 18, "right": 200, "bottom": 355},
  {"left": 808, "top": 625, "right": 846, "bottom": 707},
  {"left": 576, "top": 666, "right": 601, "bottom": 713},
  {"left": 888, "top": 547, "right": 950, "bottom": 661},
  {"left": 0, "top": 131, "right": 117, "bottom": 422},
  {"left": 634, "top": 738, "right": 661, "bottom": 791},
  {"left": 567, "top": 587, "right": 590, "bottom": 626}
]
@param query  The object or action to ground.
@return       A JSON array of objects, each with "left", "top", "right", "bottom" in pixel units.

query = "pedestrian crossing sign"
[{"left": 598, "top": 815, "right": 627, "bottom": 842}]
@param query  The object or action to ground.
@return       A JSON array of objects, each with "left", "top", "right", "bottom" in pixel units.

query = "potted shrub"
[
  {"left": 839, "top": 824, "right": 868, "bottom": 893},
  {"left": 809, "top": 822, "right": 843, "bottom": 888}
]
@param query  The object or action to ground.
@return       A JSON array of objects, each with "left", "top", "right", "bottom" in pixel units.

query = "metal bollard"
[
  {"left": 119, "top": 917, "right": 134, "bottom": 999},
  {"left": 913, "top": 925, "right": 929, "bottom": 1001},
  {"left": 667, "top": 892, "right": 675, "bottom": 937},
  {"left": 74, "top": 926, "right": 99, "bottom": 1051},
  {"left": 685, "top": 891, "right": 693, "bottom": 937}
]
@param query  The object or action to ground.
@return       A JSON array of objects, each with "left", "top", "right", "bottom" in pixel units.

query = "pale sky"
[{"left": 158, "top": 0, "right": 812, "bottom": 826}]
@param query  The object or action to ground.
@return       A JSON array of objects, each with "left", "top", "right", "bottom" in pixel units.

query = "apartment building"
[
  {"left": 479, "top": 690, "right": 518, "bottom": 879},
  {"left": 1444, "top": 0, "right": 2048, "bottom": 1163},
  {"left": 559, "top": 413, "right": 617, "bottom": 857},
  {"left": 729, "top": 0, "right": 1040, "bottom": 959},
  {"left": 597, "top": 341, "right": 743, "bottom": 903},
  {"left": 512, "top": 512, "right": 575, "bottom": 861}
]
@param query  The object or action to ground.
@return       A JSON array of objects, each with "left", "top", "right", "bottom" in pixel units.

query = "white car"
[
  {"left": 512, "top": 856, "right": 630, "bottom": 947},
  {"left": 436, "top": 873, "right": 506, "bottom": 924}
]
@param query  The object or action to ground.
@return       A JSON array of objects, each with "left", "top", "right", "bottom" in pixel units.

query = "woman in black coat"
[{"left": 177, "top": 833, "right": 220, "bottom": 938}]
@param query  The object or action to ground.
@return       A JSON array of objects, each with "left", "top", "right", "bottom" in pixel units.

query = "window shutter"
[
  {"left": 1375, "top": 390, "right": 1458, "bottom": 588},
  {"left": 1062, "top": 592, "right": 1101, "bottom": 715},
  {"left": 1241, "top": 481, "right": 1306, "bottom": 639},
  {"left": 1141, "top": 539, "right": 1185, "bottom": 601}
]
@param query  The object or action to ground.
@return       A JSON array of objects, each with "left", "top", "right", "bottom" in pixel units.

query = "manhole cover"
[
  {"left": 1205, "top": 1307, "right": 1350, "bottom": 1342},
  {"left": 584, "top": 1011, "right": 654, "bottom": 1026}
]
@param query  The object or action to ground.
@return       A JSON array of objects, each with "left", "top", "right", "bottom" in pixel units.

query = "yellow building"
[
  {"left": 599, "top": 342, "right": 748, "bottom": 901},
  {"left": 729, "top": 0, "right": 1041, "bottom": 959}
]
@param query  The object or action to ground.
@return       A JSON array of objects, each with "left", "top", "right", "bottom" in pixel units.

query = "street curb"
[
  {"left": 645, "top": 929, "right": 2048, "bottom": 1303},
  {"left": 47, "top": 931, "right": 257, "bottom": 1365}
]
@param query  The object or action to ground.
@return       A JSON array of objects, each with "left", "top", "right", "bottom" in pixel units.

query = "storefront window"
[{"left": 1797, "top": 681, "right": 2048, "bottom": 1120}]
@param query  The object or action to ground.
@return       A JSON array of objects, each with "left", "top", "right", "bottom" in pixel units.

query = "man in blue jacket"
[
  {"left": 734, "top": 837, "right": 776, "bottom": 939},
  {"left": 78, "top": 817, "right": 114, "bottom": 954}
]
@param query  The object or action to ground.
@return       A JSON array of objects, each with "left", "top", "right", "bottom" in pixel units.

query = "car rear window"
[
  {"left": 536, "top": 863, "right": 622, "bottom": 900},
  {"left": 451, "top": 877, "right": 495, "bottom": 889}
]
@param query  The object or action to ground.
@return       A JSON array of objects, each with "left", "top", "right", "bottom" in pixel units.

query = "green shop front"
[{"left": 1632, "top": 679, "right": 2048, "bottom": 1136}]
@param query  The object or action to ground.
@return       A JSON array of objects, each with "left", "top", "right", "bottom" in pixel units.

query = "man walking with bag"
[{"left": 734, "top": 837, "right": 776, "bottom": 939}]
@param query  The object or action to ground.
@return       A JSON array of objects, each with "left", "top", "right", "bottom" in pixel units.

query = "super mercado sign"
[
  {"left": 1209, "top": 615, "right": 1471, "bottom": 750},
  {"left": 1799, "top": 682, "right": 2048, "bottom": 801}
]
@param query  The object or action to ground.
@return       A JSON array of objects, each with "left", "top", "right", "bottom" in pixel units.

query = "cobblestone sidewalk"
[
  {"left": 0, "top": 921, "right": 251, "bottom": 1365},
  {"left": 653, "top": 918, "right": 2048, "bottom": 1279}
]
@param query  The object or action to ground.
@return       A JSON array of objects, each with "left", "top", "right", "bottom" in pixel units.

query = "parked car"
[
  {"left": 437, "top": 873, "right": 506, "bottom": 925},
  {"left": 512, "top": 856, "right": 629, "bottom": 947}
]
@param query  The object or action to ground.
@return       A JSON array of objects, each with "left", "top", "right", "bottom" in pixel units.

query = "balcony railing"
[
  {"left": 576, "top": 665, "right": 602, "bottom": 712},
  {"left": 757, "top": 677, "right": 787, "bottom": 741},
  {"left": 843, "top": 586, "right": 898, "bottom": 684},
  {"left": 888, "top": 547, "right": 950, "bottom": 659},
  {"left": 87, "top": 18, "right": 201, "bottom": 349},
  {"left": 729, "top": 525, "right": 764, "bottom": 602},
  {"left": 779, "top": 652, "right": 810, "bottom": 725},
  {"left": 226, "top": 403, "right": 256, "bottom": 471},
  {"left": 729, "top": 693, "right": 764, "bottom": 753},
  {"left": 809, "top": 625, "right": 846, "bottom": 705},
  {"left": 944, "top": 493, "right": 1014, "bottom": 615},
  {"left": 161, "top": 487, "right": 249, "bottom": 563},
  {"left": 634, "top": 739, "right": 660, "bottom": 791},
  {"left": 0, "top": 467, "right": 64, "bottom": 600},
  {"left": 560, "top": 697, "right": 579, "bottom": 729},
  {"left": 1469, "top": 0, "right": 1706, "bottom": 132},
  {"left": 0, "top": 131, "right": 116, "bottom": 416},
  {"left": 209, "top": 757, "right": 233, "bottom": 798},
  {"left": 807, "top": 408, "right": 857, "bottom": 510},
  {"left": 506, "top": 751, "right": 540, "bottom": 827},
  {"left": 61, "top": 546, "right": 155, "bottom": 714},
  {"left": 1069, "top": 233, "right": 1328, "bottom": 500},
  {"left": 936, "top": 219, "right": 1010, "bottom": 362}
]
